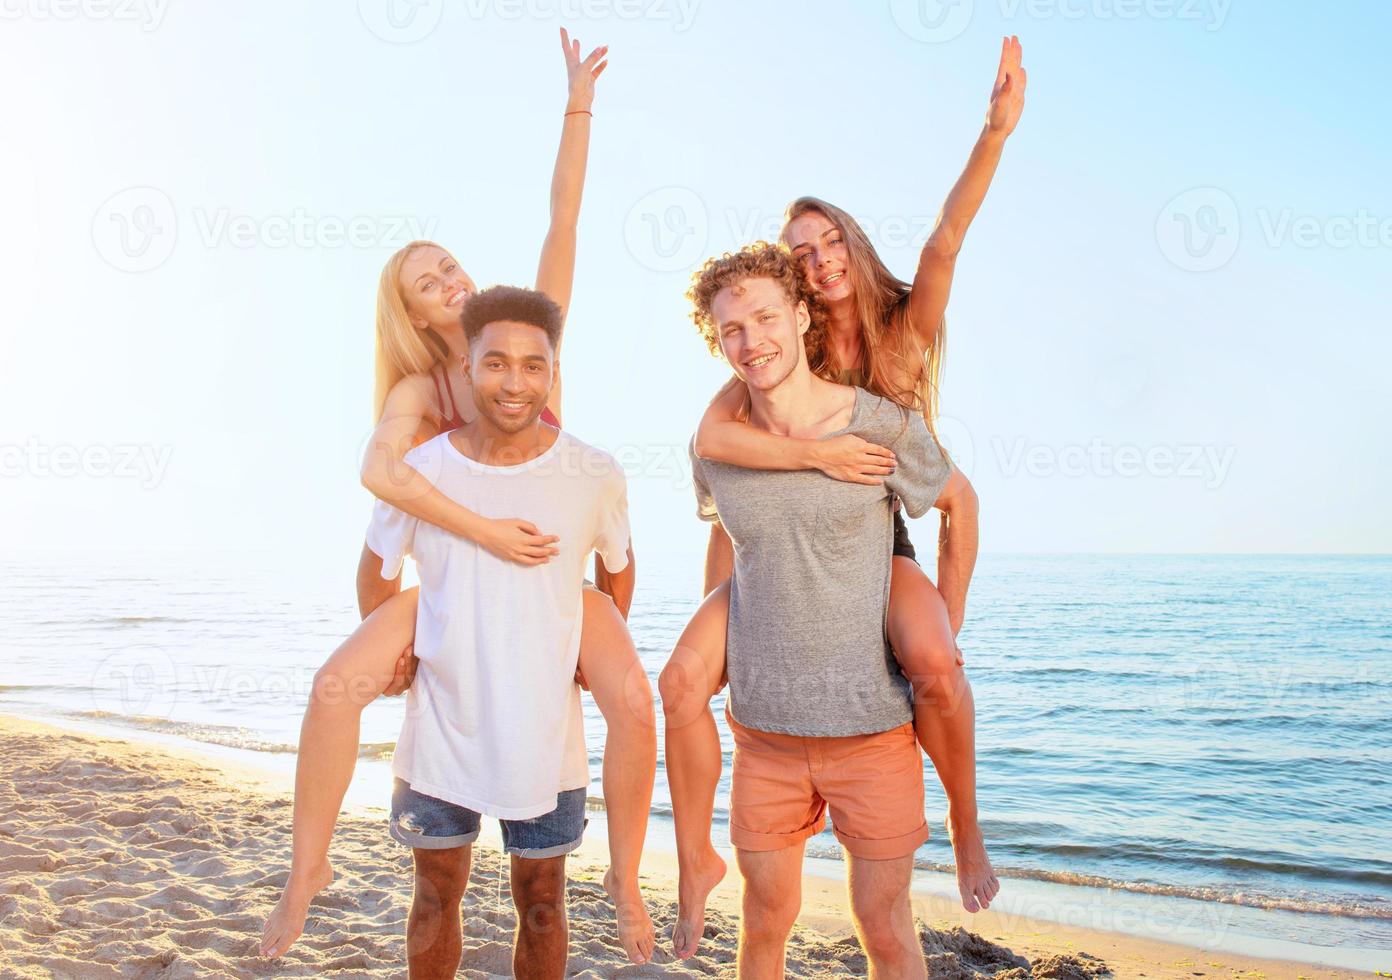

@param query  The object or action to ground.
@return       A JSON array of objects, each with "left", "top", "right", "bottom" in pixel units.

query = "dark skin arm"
[
  {"left": 593, "top": 543, "right": 636, "bottom": 620},
  {"left": 357, "top": 541, "right": 402, "bottom": 618}
]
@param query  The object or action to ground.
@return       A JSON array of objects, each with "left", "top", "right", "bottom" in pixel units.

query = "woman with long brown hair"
[
  {"left": 660, "top": 36, "right": 1027, "bottom": 959},
  {"left": 260, "top": 31, "right": 657, "bottom": 966}
]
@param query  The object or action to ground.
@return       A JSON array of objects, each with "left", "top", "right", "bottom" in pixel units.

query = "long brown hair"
[{"left": 782, "top": 197, "right": 946, "bottom": 435}]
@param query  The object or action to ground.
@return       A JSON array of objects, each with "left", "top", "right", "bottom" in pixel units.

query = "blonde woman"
[
  {"left": 260, "top": 30, "right": 657, "bottom": 966},
  {"left": 660, "top": 37, "right": 1026, "bottom": 958}
]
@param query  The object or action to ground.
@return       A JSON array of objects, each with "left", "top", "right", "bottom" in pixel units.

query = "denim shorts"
[{"left": 389, "top": 778, "right": 588, "bottom": 859}]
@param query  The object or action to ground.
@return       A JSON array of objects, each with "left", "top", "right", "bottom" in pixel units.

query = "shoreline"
[{"left": 0, "top": 712, "right": 1382, "bottom": 977}]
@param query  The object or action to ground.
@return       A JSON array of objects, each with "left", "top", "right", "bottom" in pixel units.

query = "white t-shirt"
[{"left": 366, "top": 428, "right": 631, "bottom": 820}]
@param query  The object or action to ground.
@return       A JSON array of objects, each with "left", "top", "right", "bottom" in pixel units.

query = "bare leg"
[
  {"left": 511, "top": 854, "right": 569, "bottom": 979},
  {"left": 407, "top": 845, "right": 472, "bottom": 979},
  {"left": 657, "top": 582, "right": 731, "bottom": 959},
  {"left": 847, "top": 853, "right": 926, "bottom": 980},
  {"left": 576, "top": 589, "right": 657, "bottom": 964},
  {"left": 260, "top": 587, "right": 419, "bottom": 957},
  {"left": 887, "top": 556, "right": 998, "bottom": 912},
  {"left": 734, "top": 844, "right": 804, "bottom": 980}
]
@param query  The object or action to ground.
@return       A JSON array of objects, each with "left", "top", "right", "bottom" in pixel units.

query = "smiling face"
[
  {"left": 397, "top": 245, "right": 477, "bottom": 330},
  {"left": 785, "top": 210, "right": 853, "bottom": 304},
  {"left": 464, "top": 320, "right": 557, "bottom": 435},
  {"left": 710, "top": 276, "right": 811, "bottom": 393}
]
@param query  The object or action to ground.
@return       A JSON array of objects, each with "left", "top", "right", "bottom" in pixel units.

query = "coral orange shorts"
[{"left": 725, "top": 706, "right": 929, "bottom": 860}]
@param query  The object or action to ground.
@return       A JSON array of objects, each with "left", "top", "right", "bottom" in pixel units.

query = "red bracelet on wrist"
[{"left": 565, "top": 109, "right": 592, "bottom": 118}]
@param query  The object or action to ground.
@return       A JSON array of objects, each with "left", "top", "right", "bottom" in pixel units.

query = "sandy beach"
[{"left": 0, "top": 714, "right": 1369, "bottom": 979}]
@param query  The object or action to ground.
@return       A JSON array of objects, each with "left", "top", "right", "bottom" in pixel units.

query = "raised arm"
[
  {"left": 693, "top": 377, "right": 898, "bottom": 486},
  {"left": 932, "top": 468, "right": 980, "bottom": 637},
  {"left": 536, "top": 28, "right": 608, "bottom": 423},
  {"left": 907, "top": 36, "right": 1026, "bottom": 344},
  {"left": 360, "top": 374, "right": 560, "bottom": 566}
]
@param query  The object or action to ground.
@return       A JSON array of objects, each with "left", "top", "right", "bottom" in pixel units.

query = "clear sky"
[{"left": 2, "top": 0, "right": 1389, "bottom": 571}]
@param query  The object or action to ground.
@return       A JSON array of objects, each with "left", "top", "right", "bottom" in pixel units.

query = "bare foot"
[
  {"left": 260, "top": 860, "right": 333, "bottom": 958},
  {"left": 945, "top": 811, "right": 999, "bottom": 913},
  {"left": 671, "top": 846, "right": 726, "bottom": 959},
  {"left": 602, "top": 868, "right": 655, "bottom": 965}
]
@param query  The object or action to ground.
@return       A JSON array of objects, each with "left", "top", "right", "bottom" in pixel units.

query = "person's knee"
[
  {"left": 511, "top": 859, "right": 567, "bottom": 933},
  {"left": 855, "top": 909, "right": 914, "bottom": 963},
  {"left": 413, "top": 849, "right": 470, "bottom": 911},
  {"left": 743, "top": 911, "right": 798, "bottom": 945},
  {"left": 310, "top": 660, "right": 381, "bottom": 710},
  {"left": 604, "top": 658, "right": 656, "bottom": 734},
  {"left": 895, "top": 625, "right": 965, "bottom": 714},
  {"left": 742, "top": 891, "right": 799, "bottom": 942},
  {"left": 658, "top": 651, "right": 711, "bottom": 724}
]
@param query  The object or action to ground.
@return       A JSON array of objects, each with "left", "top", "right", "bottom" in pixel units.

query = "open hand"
[
  {"left": 383, "top": 645, "right": 418, "bottom": 697},
  {"left": 561, "top": 27, "right": 608, "bottom": 113},
  {"left": 478, "top": 517, "right": 560, "bottom": 566},
  {"left": 815, "top": 433, "right": 897, "bottom": 485},
  {"left": 986, "top": 35, "right": 1027, "bottom": 137}
]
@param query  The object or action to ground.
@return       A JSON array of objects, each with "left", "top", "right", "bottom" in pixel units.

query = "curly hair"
[
  {"left": 460, "top": 285, "right": 563, "bottom": 350},
  {"left": 686, "top": 241, "right": 826, "bottom": 360}
]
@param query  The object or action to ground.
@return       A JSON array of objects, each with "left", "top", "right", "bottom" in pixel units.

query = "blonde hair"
[
  {"left": 372, "top": 240, "right": 453, "bottom": 420},
  {"left": 781, "top": 197, "right": 945, "bottom": 432}
]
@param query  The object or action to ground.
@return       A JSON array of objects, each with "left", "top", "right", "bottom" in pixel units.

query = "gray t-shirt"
[{"left": 691, "top": 387, "right": 953, "bottom": 737}]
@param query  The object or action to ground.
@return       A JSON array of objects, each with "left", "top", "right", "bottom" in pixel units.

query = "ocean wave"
[
  {"left": 27, "top": 615, "right": 195, "bottom": 627},
  {"left": 64, "top": 711, "right": 406, "bottom": 761},
  {"left": 945, "top": 865, "right": 1392, "bottom": 922},
  {"left": 69, "top": 711, "right": 299, "bottom": 753},
  {"left": 995, "top": 839, "right": 1392, "bottom": 888}
]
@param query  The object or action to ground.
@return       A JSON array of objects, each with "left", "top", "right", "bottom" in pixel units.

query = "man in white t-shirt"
[{"left": 364, "top": 285, "right": 634, "bottom": 979}]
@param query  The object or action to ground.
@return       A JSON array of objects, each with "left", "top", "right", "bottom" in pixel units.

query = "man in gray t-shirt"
[
  {"left": 674, "top": 243, "right": 976, "bottom": 979},
  {"left": 689, "top": 387, "right": 951, "bottom": 736}
]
